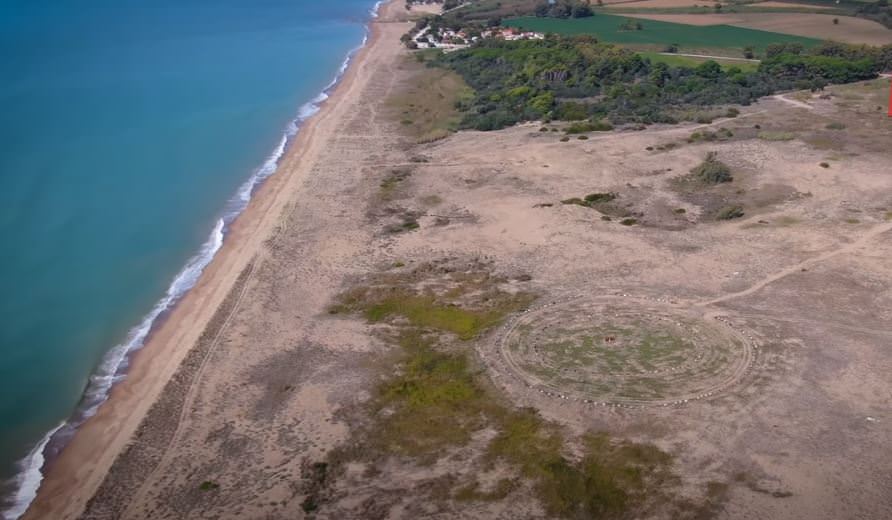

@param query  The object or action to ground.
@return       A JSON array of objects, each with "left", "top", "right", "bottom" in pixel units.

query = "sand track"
[{"left": 699, "top": 220, "right": 892, "bottom": 307}]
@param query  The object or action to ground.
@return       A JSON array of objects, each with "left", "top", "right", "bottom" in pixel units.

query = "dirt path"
[
  {"left": 659, "top": 52, "right": 760, "bottom": 62},
  {"left": 698, "top": 221, "right": 892, "bottom": 308},
  {"left": 773, "top": 93, "right": 814, "bottom": 110}
]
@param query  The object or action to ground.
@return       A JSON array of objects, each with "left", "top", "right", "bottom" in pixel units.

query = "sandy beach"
[
  {"left": 21, "top": 1, "right": 892, "bottom": 517},
  {"left": 23, "top": 2, "right": 411, "bottom": 518}
]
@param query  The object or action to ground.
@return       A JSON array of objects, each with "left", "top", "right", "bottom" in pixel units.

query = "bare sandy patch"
[
  {"left": 732, "top": 13, "right": 892, "bottom": 45},
  {"left": 408, "top": 1, "right": 442, "bottom": 14}
]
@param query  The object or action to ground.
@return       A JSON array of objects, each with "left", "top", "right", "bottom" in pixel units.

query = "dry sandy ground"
[
  {"left": 624, "top": 12, "right": 892, "bottom": 45},
  {"left": 408, "top": 2, "right": 443, "bottom": 15},
  {"left": 22, "top": 1, "right": 892, "bottom": 519},
  {"left": 382, "top": 85, "right": 892, "bottom": 518}
]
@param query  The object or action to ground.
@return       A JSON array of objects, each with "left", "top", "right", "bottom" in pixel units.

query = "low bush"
[
  {"left": 691, "top": 152, "right": 733, "bottom": 184},
  {"left": 565, "top": 120, "right": 613, "bottom": 134},
  {"left": 716, "top": 206, "right": 744, "bottom": 220}
]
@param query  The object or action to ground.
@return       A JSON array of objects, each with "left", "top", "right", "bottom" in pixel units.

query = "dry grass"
[
  {"left": 388, "top": 56, "right": 472, "bottom": 144},
  {"left": 323, "top": 259, "right": 679, "bottom": 517}
]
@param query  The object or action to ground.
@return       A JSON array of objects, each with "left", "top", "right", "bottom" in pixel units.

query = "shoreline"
[{"left": 17, "top": 3, "right": 391, "bottom": 518}]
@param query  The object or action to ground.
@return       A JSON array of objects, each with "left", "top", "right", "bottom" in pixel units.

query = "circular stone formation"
[{"left": 496, "top": 297, "right": 756, "bottom": 407}]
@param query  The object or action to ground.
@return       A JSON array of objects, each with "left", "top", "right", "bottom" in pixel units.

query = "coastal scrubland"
[
  {"left": 431, "top": 36, "right": 885, "bottom": 130},
  {"left": 25, "top": 1, "right": 892, "bottom": 520}
]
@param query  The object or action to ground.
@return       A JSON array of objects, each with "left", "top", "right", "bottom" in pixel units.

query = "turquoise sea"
[{"left": 0, "top": 0, "right": 378, "bottom": 516}]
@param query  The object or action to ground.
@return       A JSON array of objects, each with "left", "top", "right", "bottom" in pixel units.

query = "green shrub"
[
  {"left": 620, "top": 218, "right": 638, "bottom": 225},
  {"left": 716, "top": 206, "right": 744, "bottom": 220},
  {"left": 584, "top": 192, "right": 617, "bottom": 204},
  {"left": 825, "top": 122, "right": 846, "bottom": 130},
  {"left": 565, "top": 120, "right": 613, "bottom": 134},
  {"left": 689, "top": 128, "right": 733, "bottom": 142},
  {"left": 563, "top": 193, "right": 617, "bottom": 208},
  {"left": 199, "top": 481, "right": 220, "bottom": 491},
  {"left": 691, "top": 152, "right": 733, "bottom": 184},
  {"left": 819, "top": 162, "right": 830, "bottom": 168}
]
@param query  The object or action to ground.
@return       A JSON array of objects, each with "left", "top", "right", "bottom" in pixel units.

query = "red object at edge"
[{"left": 888, "top": 78, "right": 892, "bottom": 117}]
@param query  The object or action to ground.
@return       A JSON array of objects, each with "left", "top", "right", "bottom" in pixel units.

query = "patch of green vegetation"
[
  {"left": 432, "top": 31, "right": 885, "bottom": 130},
  {"left": 388, "top": 61, "right": 473, "bottom": 143},
  {"left": 376, "top": 330, "right": 494, "bottom": 455},
  {"left": 324, "top": 260, "right": 676, "bottom": 516},
  {"left": 845, "top": 217, "right": 861, "bottom": 224},
  {"left": 562, "top": 192, "right": 618, "bottom": 209},
  {"left": 585, "top": 192, "right": 618, "bottom": 204},
  {"left": 300, "top": 462, "right": 329, "bottom": 513},
  {"left": 364, "top": 294, "right": 521, "bottom": 340},
  {"left": 885, "top": 211, "right": 892, "bottom": 221},
  {"left": 620, "top": 218, "right": 639, "bottom": 226},
  {"left": 488, "top": 416, "right": 672, "bottom": 518},
  {"left": 673, "top": 208, "right": 687, "bottom": 214},
  {"left": 689, "top": 127, "right": 733, "bottom": 142},
  {"left": 691, "top": 152, "right": 733, "bottom": 184},
  {"left": 825, "top": 121, "right": 847, "bottom": 130},
  {"left": 384, "top": 216, "right": 421, "bottom": 234},
  {"left": 503, "top": 14, "right": 819, "bottom": 50},
  {"left": 566, "top": 120, "right": 614, "bottom": 133},
  {"left": 758, "top": 131, "right": 796, "bottom": 141},
  {"left": 716, "top": 205, "right": 745, "bottom": 220},
  {"left": 199, "top": 481, "right": 220, "bottom": 491},
  {"left": 819, "top": 162, "right": 830, "bottom": 168}
]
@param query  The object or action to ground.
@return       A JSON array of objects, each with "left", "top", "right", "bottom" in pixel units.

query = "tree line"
[{"left": 432, "top": 36, "right": 892, "bottom": 131}]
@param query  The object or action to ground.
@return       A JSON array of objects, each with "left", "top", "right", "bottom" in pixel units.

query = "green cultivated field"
[{"left": 503, "top": 14, "right": 821, "bottom": 51}]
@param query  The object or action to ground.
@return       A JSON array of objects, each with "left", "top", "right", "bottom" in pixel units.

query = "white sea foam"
[
  {"left": 1, "top": 4, "right": 380, "bottom": 519},
  {"left": 1, "top": 424, "right": 63, "bottom": 520}
]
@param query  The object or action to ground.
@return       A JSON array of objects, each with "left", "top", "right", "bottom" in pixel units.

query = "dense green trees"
[
  {"left": 534, "top": 0, "right": 593, "bottom": 19},
  {"left": 433, "top": 36, "right": 890, "bottom": 130}
]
